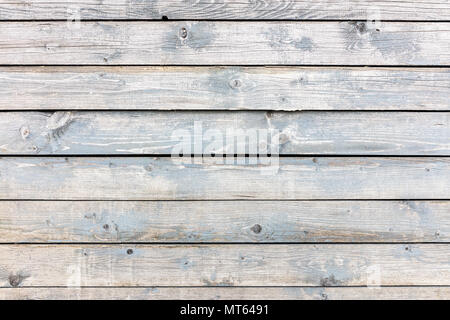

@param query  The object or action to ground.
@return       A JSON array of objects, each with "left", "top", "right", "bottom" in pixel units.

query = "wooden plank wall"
[{"left": 0, "top": 0, "right": 449, "bottom": 300}]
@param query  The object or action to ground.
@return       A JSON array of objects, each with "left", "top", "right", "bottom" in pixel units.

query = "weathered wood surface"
[
  {"left": 0, "top": 1, "right": 449, "bottom": 301},
  {"left": 0, "top": 0, "right": 449, "bottom": 21},
  {"left": 1, "top": 244, "right": 450, "bottom": 286},
  {"left": 1, "top": 67, "right": 449, "bottom": 111},
  {"left": 2, "top": 111, "right": 449, "bottom": 155},
  {"left": 0, "top": 201, "right": 447, "bottom": 243},
  {"left": 2, "top": 287, "right": 450, "bottom": 300},
  {"left": 0, "top": 157, "right": 448, "bottom": 200},
  {"left": 1, "top": 22, "right": 449, "bottom": 65}
]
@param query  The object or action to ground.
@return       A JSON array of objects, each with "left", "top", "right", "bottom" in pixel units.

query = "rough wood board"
[
  {"left": 2, "top": 111, "right": 449, "bottom": 155},
  {"left": 0, "top": 157, "right": 449, "bottom": 200},
  {"left": 1, "top": 287, "right": 450, "bottom": 300},
  {"left": 0, "top": 0, "right": 449, "bottom": 20},
  {"left": 1, "top": 67, "right": 449, "bottom": 111},
  {"left": 1, "top": 244, "right": 450, "bottom": 287},
  {"left": 0, "top": 67, "right": 450, "bottom": 111},
  {"left": 1, "top": 22, "right": 449, "bottom": 65},
  {"left": 0, "top": 201, "right": 447, "bottom": 243}
]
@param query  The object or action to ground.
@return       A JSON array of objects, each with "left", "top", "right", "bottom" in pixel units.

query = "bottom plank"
[
  {"left": 1, "top": 287, "right": 449, "bottom": 300},
  {"left": 1, "top": 245, "right": 449, "bottom": 287}
]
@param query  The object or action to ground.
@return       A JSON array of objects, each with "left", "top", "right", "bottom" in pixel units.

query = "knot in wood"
[
  {"left": 20, "top": 126, "right": 30, "bottom": 139},
  {"left": 8, "top": 274, "right": 25, "bottom": 287},
  {"left": 229, "top": 79, "right": 242, "bottom": 89},
  {"left": 250, "top": 224, "right": 262, "bottom": 234},
  {"left": 180, "top": 27, "right": 188, "bottom": 39}
]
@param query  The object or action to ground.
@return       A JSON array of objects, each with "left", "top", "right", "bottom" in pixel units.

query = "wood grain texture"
[
  {"left": 0, "top": 201, "right": 447, "bottom": 243},
  {"left": 1, "top": 67, "right": 449, "bottom": 111},
  {"left": 2, "top": 111, "right": 449, "bottom": 155},
  {"left": 1, "top": 22, "right": 449, "bottom": 65},
  {"left": 1, "top": 2, "right": 449, "bottom": 300},
  {"left": 1, "top": 244, "right": 450, "bottom": 286},
  {"left": 2, "top": 287, "right": 450, "bottom": 300},
  {"left": 0, "top": 157, "right": 448, "bottom": 200},
  {"left": 0, "top": 0, "right": 449, "bottom": 21}
]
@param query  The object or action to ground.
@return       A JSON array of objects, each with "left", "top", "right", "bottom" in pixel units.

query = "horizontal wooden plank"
[
  {"left": 1, "top": 287, "right": 450, "bottom": 300},
  {"left": 1, "top": 111, "right": 449, "bottom": 155},
  {"left": 1, "top": 22, "right": 449, "bottom": 65},
  {"left": 1, "top": 67, "right": 449, "bottom": 111},
  {"left": 0, "top": 0, "right": 449, "bottom": 21},
  {"left": 1, "top": 244, "right": 449, "bottom": 286},
  {"left": 0, "top": 201, "right": 447, "bottom": 243},
  {"left": 0, "top": 157, "right": 448, "bottom": 200}
]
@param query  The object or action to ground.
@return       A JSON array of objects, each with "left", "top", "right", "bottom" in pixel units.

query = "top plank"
[
  {"left": 0, "top": 1, "right": 449, "bottom": 21},
  {"left": 0, "top": 21, "right": 449, "bottom": 65}
]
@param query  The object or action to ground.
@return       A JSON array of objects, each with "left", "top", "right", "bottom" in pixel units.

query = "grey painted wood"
[
  {"left": 0, "top": 0, "right": 448, "bottom": 21},
  {"left": 0, "top": 5, "right": 449, "bottom": 300},
  {"left": 1, "top": 244, "right": 450, "bottom": 286},
  {"left": 0, "top": 201, "right": 447, "bottom": 243},
  {"left": 1, "top": 111, "right": 449, "bottom": 155},
  {"left": 0, "top": 157, "right": 448, "bottom": 200},
  {"left": 1, "top": 67, "right": 449, "bottom": 111},
  {"left": 1, "top": 287, "right": 450, "bottom": 300},
  {"left": 1, "top": 22, "right": 449, "bottom": 65}
]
